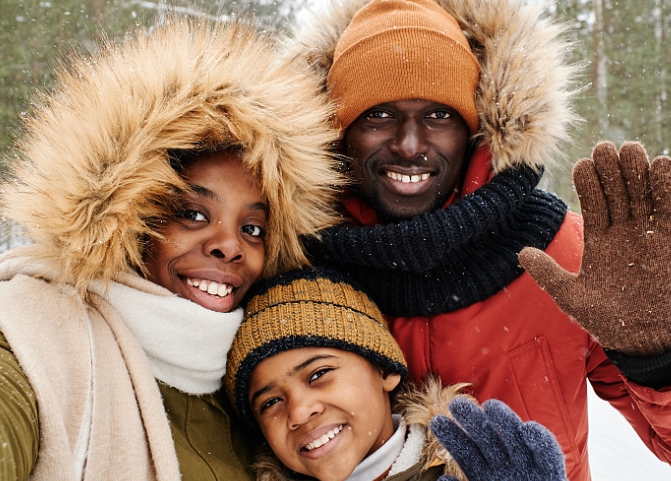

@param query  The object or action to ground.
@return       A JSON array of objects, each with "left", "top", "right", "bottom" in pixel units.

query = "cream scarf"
[
  {"left": 96, "top": 270, "right": 243, "bottom": 395},
  {"left": 0, "top": 254, "right": 241, "bottom": 480}
]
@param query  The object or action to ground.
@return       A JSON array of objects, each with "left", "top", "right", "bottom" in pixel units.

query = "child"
[
  {"left": 0, "top": 17, "right": 343, "bottom": 481},
  {"left": 224, "top": 266, "right": 567, "bottom": 481}
]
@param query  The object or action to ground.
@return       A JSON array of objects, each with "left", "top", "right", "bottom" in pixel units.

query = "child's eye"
[
  {"left": 177, "top": 209, "right": 207, "bottom": 222},
  {"left": 242, "top": 224, "right": 265, "bottom": 238},
  {"left": 259, "top": 397, "right": 281, "bottom": 413},
  {"left": 309, "top": 368, "right": 332, "bottom": 383}
]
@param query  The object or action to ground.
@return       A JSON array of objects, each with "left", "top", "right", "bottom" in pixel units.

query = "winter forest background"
[
  {"left": 0, "top": 0, "right": 670, "bottom": 479},
  {"left": 1, "top": 0, "right": 670, "bottom": 243}
]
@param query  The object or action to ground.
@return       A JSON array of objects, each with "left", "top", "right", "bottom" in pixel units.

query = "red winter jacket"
[
  {"left": 341, "top": 148, "right": 671, "bottom": 481},
  {"left": 388, "top": 211, "right": 671, "bottom": 480}
]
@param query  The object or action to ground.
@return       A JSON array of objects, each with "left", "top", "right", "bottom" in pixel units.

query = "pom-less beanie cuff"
[
  {"left": 223, "top": 266, "right": 408, "bottom": 426},
  {"left": 327, "top": 0, "right": 480, "bottom": 133}
]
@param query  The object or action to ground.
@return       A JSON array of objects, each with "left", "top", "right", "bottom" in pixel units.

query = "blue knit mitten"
[{"left": 430, "top": 397, "right": 567, "bottom": 481}]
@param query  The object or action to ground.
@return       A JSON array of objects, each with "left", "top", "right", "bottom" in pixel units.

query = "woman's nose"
[{"left": 203, "top": 225, "right": 244, "bottom": 262}]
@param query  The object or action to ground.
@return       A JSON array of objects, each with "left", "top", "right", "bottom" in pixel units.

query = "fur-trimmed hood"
[
  {"left": 1, "top": 18, "right": 344, "bottom": 292},
  {"left": 292, "top": 0, "right": 582, "bottom": 172},
  {"left": 251, "top": 377, "right": 472, "bottom": 481}
]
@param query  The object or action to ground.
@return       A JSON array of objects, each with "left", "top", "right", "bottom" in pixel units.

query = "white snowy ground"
[{"left": 587, "top": 384, "right": 670, "bottom": 479}]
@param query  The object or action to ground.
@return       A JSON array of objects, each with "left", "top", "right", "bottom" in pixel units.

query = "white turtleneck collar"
[{"left": 345, "top": 414, "right": 426, "bottom": 481}]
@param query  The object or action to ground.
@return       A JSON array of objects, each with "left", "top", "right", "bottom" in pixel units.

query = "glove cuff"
[{"left": 605, "top": 348, "right": 671, "bottom": 389}]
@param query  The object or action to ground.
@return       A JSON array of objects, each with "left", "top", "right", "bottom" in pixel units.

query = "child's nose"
[
  {"left": 287, "top": 395, "right": 323, "bottom": 430},
  {"left": 203, "top": 227, "right": 244, "bottom": 262}
]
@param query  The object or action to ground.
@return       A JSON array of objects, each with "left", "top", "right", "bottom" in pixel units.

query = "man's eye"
[
  {"left": 242, "top": 225, "right": 265, "bottom": 238},
  {"left": 177, "top": 209, "right": 207, "bottom": 222},
  {"left": 427, "top": 110, "right": 451, "bottom": 119},
  {"left": 367, "top": 110, "right": 392, "bottom": 119}
]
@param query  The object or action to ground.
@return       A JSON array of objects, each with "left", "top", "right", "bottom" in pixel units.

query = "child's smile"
[
  {"left": 249, "top": 347, "right": 400, "bottom": 481},
  {"left": 302, "top": 424, "right": 344, "bottom": 453},
  {"left": 144, "top": 150, "right": 267, "bottom": 313}
]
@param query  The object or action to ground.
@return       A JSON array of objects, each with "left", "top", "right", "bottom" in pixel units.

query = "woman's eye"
[
  {"left": 177, "top": 209, "right": 207, "bottom": 222},
  {"left": 309, "top": 368, "right": 332, "bottom": 383},
  {"left": 242, "top": 224, "right": 265, "bottom": 238}
]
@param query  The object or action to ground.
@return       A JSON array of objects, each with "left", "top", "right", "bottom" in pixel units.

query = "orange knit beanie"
[{"left": 327, "top": 0, "right": 480, "bottom": 133}]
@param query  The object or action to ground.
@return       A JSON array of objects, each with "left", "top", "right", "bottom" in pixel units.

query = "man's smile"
[{"left": 385, "top": 170, "right": 431, "bottom": 183}]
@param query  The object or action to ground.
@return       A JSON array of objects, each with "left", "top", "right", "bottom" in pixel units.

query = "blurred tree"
[
  {"left": 545, "top": 0, "right": 670, "bottom": 211},
  {"left": 0, "top": 0, "right": 307, "bottom": 166},
  {"left": 0, "top": 0, "right": 306, "bottom": 249},
  {"left": 0, "top": 0, "right": 668, "bottom": 235}
]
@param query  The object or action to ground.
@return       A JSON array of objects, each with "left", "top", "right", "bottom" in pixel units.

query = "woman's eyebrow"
[
  {"left": 249, "top": 202, "right": 268, "bottom": 213},
  {"left": 186, "top": 186, "right": 266, "bottom": 213},
  {"left": 188, "top": 184, "right": 218, "bottom": 202}
]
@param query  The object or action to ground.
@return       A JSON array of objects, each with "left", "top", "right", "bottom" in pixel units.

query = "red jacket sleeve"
[{"left": 587, "top": 340, "right": 671, "bottom": 463}]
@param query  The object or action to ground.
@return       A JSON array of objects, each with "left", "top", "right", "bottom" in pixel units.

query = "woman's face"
[{"left": 144, "top": 151, "right": 267, "bottom": 312}]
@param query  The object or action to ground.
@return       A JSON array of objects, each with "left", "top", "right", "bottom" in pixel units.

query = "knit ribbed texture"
[
  {"left": 605, "top": 349, "right": 671, "bottom": 390},
  {"left": 223, "top": 267, "right": 407, "bottom": 426},
  {"left": 307, "top": 168, "right": 567, "bottom": 317},
  {"left": 308, "top": 165, "right": 543, "bottom": 272},
  {"left": 327, "top": 0, "right": 479, "bottom": 132}
]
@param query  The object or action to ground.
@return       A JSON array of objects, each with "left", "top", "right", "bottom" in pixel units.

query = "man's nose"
[{"left": 389, "top": 119, "right": 428, "bottom": 160}]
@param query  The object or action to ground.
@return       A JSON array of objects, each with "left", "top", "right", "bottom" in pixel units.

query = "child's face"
[
  {"left": 144, "top": 151, "right": 266, "bottom": 313},
  {"left": 249, "top": 347, "right": 401, "bottom": 481}
]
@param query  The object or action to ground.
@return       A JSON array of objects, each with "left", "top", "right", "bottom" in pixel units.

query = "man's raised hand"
[{"left": 519, "top": 141, "right": 671, "bottom": 356}]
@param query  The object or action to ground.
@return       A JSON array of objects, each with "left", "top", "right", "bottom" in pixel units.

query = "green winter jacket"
[{"left": 0, "top": 331, "right": 253, "bottom": 481}]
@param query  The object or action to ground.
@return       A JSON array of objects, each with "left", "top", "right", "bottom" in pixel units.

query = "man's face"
[{"left": 344, "top": 99, "right": 470, "bottom": 221}]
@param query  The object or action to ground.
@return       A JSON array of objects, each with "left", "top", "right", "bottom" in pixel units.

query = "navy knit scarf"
[{"left": 307, "top": 166, "right": 568, "bottom": 317}]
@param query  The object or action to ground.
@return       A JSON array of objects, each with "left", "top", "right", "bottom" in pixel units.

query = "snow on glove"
[
  {"left": 430, "top": 397, "right": 567, "bottom": 481},
  {"left": 519, "top": 141, "right": 671, "bottom": 356}
]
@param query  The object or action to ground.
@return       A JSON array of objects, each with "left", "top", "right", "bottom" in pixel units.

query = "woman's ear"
[{"left": 381, "top": 372, "right": 402, "bottom": 393}]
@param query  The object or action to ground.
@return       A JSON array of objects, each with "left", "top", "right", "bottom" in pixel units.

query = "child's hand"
[{"left": 430, "top": 397, "right": 567, "bottom": 481}]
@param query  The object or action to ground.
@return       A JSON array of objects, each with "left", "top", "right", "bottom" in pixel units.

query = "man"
[{"left": 293, "top": 0, "right": 671, "bottom": 480}]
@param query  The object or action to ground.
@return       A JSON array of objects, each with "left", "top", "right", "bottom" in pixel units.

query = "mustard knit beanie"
[
  {"left": 224, "top": 266, "right": 407, "bottom": 425},
  {"left": 327, "top": 0, "right": 480, "bottom": 133}
]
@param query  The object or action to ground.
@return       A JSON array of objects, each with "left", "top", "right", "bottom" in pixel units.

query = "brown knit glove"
[{"left": 519, "top": 141, "right": 671, "bottom": 356}]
